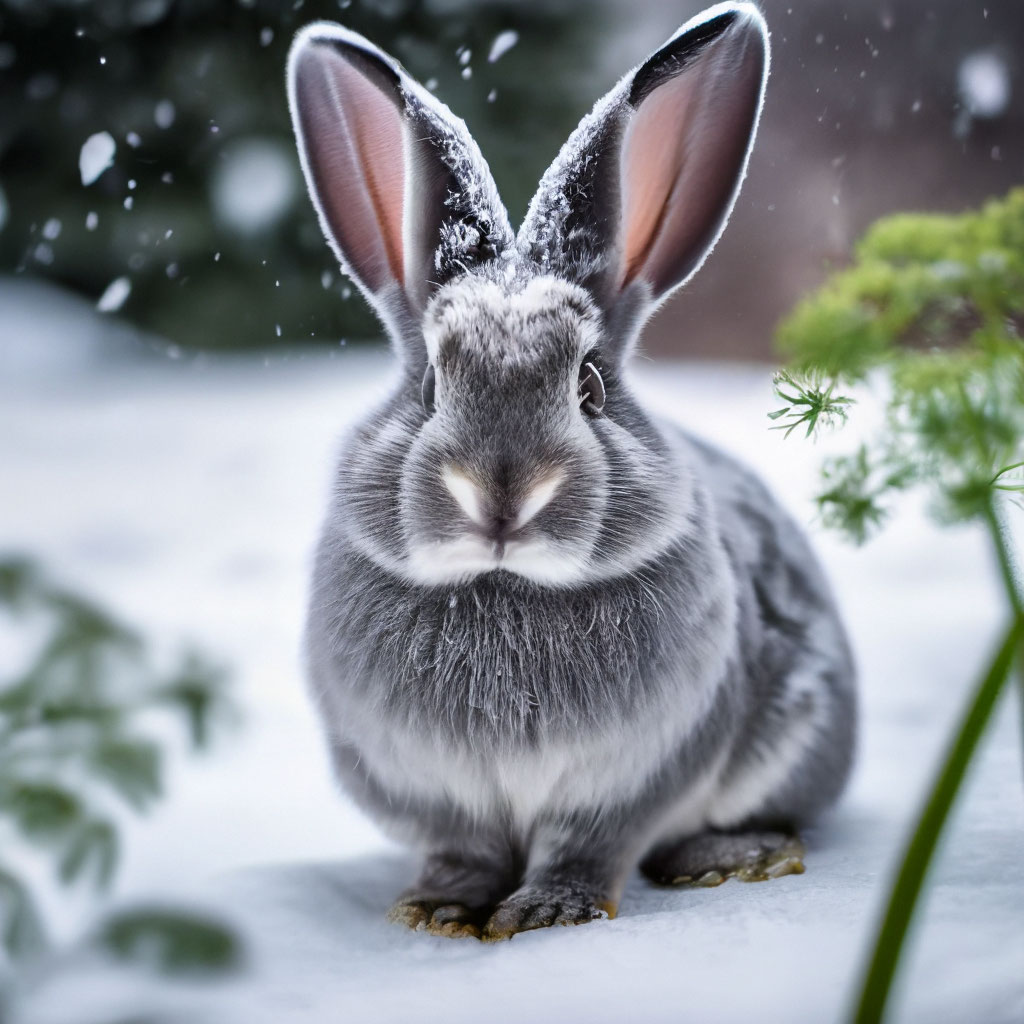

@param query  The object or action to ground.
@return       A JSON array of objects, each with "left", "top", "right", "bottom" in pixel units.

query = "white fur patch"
[
  {"left": 404, "top": 535, "right": 587, "bottom": 587},
  {"left": 500, "top": 537, "right": 586, "bottom": 585},
  {"left": 442, "top": 464, "right": 487, "bottom": 526},
  {"left": 405, "top": 536, "right": 497, "bottom": 584},
  {"left": 515, "top": 470, "right": 563, "bottom": 529}
]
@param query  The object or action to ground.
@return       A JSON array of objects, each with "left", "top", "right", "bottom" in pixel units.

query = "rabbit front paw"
[
  {"left": 388, "top": 847, "right": 518, "bottom": 939},
  {"left": 482, "top": 883, "right": 615, "bottom": 941},
  {"left": 388, "top": 895, "right": 487, "bottom": 939}
]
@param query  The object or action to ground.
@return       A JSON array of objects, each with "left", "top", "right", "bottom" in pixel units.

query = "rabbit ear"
[
  {"left": 288, "top": 23, "right": 514, "bottom": 353},
  {"left": 518, "top": 3, "right": 768, "bottom": 336}
]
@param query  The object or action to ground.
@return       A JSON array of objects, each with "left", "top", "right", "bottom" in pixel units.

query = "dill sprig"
[{"left": 771, "top": 186, "right": 1024, "bottom": 1024}]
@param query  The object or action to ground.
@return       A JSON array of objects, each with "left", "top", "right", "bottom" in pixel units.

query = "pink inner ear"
[
  {"left": 619, "top": 82, "right": 697, "bottom": 288},
  {"left": 295, "top": 45, "right": 406, "bottom": 292},
  {"left": 618, "top": 27, "right": 764, "bottom": 296}
]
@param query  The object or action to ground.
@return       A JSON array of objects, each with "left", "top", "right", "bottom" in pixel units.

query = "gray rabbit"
[{"left": 287, "top": 1, "right": 856, "bottom": 940}]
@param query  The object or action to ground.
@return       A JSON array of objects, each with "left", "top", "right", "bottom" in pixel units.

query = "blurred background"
[
  {"left": 1, "top": 0, "right": 1022, "bottom": 357},
  {"left": 2, "top": 3, "right": 1023, "bottom": 1023}
]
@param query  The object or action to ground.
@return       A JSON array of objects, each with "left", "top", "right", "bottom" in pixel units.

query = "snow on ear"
[
  {"left": 287, "top": 23, "right": 514, "bottom": 341},
  {"left": 519, "top": 3, "right": 768, "bottom": 316}
]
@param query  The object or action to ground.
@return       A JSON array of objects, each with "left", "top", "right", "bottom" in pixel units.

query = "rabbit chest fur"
[{"left": 306, "top": 449, "right": 736, "bottom": 835}]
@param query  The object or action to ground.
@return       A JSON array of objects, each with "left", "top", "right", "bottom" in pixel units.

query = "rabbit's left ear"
[
  {"left": 288, "top": 23, "right": 513, "bottom": 356},
  {"left": 519, "top": 2, "right": 768, "bottom": 335}
]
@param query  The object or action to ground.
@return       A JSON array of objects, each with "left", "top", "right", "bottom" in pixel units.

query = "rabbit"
[{"left": 287, "top": 1, "right": 856, "bottom": 940}]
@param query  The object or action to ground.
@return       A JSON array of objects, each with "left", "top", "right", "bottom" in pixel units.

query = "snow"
[
  {"left": 129, "top": 0, "right": 171, "bottom": 29},
  {"left": 210, "top": 138, "right": 297, "bottom": 235},
  {"left": 1, "top": 276, "right": 1022, "bottom": 1024},
  {"left": 958, "top": 51, "right": 1011, "bottom": 119},
  {"left": 487, "top": 30, "right": 519, "bottom": 64},
  {"left": 78, "top": 132, "right": 115, "bottom": 187},
  {"left": 154, "top": 99, "right": 176, "bottom": 129},
  {"left": 96, "top": 276, "right": 131, "bottom": 313}
]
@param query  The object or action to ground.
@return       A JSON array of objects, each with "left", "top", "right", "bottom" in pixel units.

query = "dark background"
[{"left": 0, "top": 0, "right": 1021, "bottom": 359}]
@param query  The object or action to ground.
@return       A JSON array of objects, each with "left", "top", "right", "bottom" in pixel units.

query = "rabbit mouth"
[{"left": 469, "top": 519, "right": 525, "bottom": 559}]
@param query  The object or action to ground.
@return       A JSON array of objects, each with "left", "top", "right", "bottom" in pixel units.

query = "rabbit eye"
[
  {"left": 421, "top": 364, "right": 436, "bottom": 414},
  {"left": 578, "top": 360, "right": 605, "bottom": 416}
]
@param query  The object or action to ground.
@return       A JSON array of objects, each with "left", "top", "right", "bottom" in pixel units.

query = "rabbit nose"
[
  {"left": 442, "top": 464, "right": 515, "bottom": 542},
  {"left": 442, "top": 464, "right": 563, "bottom": 541},
  {"left": 486, "top": 515, "right": 514, "bottom": 544}
]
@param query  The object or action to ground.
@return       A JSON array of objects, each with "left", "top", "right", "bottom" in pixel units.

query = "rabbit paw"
[
  {"left": 641, "top": 830, "right": 805, "bottom": 887},
  {"left": 482, "top": 884, "right": 615, "bottom": 941},
  {"left": 387, "top": 896, "right": 485, "bottom": 939}
]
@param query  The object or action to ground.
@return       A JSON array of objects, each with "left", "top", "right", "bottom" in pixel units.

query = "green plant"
[
  {"left": 0, "top": 556, "right": 239, "bottom": 977},
  {"left": 772, "top": 187, "right": 1024, "bottom": 1023}
]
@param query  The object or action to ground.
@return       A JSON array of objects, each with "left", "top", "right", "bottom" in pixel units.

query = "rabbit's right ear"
[
  {"left": 288, "top": 24, "right": 513, "bottom": 356},
  {"left": 519, "top": 3, "right": 768, "bottom": 354}
]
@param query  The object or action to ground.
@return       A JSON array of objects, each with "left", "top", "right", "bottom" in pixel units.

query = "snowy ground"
[{"left": 2, "top": 277, "right": 1022, "bottom": 1024}]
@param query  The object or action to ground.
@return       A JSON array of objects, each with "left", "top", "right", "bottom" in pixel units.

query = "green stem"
[
  {"left": 991, "top": 460, "right": 1024, "bottom": 485},
  {"left": 984, "top": 499, "right": 1024, "bottom": 618},
  {"left": 984, "top": 498, "right": 1024, "bottom": 774},
  {"left": 851, "top": 616, "right": 1023, "bottom": 1024}
]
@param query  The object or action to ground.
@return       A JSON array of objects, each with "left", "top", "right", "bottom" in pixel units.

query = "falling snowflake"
[
  {"left": 210, "top": 138, "right": 297, "bottom": 235},
  {"left": 958, "top": 51, "right": 1010, "bottom": 118},
  {"left": 97, "top": 276, "right": 131, "bottom": 312},
  {"left": 154, "top": 99, "right": 176, "bottom": 129},
  {"left": 79, "top": 132, "right": 115, "bottom": 186},
  {"left": 487, "top": 30, "right": 519, "bottom": 64}
]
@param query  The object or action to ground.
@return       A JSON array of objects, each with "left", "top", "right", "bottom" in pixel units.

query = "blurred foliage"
[
  {"left": 98, "top": 905, "right": 241, "bottom": 974},
  {"left": 774, "top": 187, "right": 1024, "bottom": 541},
  {"left": 0, "top": 556, "right": 236, "bottom": 974},
  {"left": 0, "top": 0, "right": 607, "bottom": 350},
  {"left": 772, "top": 187, "right": 1024, "bottom": 1024}
]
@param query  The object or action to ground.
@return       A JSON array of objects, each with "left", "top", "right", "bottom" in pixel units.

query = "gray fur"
[{"left": 290, "top": 2, "right": 856, "bottom": 935}]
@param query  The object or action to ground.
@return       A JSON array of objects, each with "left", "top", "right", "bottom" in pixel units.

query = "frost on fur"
[{"left": 409, "top": 92, "right": 514, "bottom": 280}]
